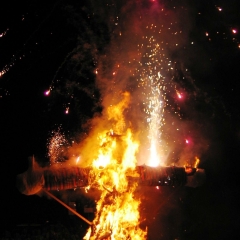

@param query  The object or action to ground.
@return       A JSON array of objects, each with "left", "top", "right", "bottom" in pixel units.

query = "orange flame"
[
  {"left": 83, "top": 92, "right": 146, "bottom": 239},
  {"left": 194, "top": 156, "right": 200, "bottom": 168}
]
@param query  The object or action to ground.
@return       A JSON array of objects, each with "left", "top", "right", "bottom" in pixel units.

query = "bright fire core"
[{"left": 82, "top": 93, "right": 147, "bottom": 239}]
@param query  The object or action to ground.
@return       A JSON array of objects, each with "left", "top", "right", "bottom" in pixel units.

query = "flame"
[
  {"left": 194, "top": 156, "right": 200, "bottom": 168},
  {"left": 107, "top": 91, "right": 130, "bottom": 134},
  {"left": 83, "top": 92, "right": 146, "bottom": 239},
  {"left": 92, "top": 132, "right": 117, "bottom": 169}
]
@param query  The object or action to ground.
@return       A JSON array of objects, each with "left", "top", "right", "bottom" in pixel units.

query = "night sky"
[{"left": 1, "top": 0, "right": 240, "bottom": 239}]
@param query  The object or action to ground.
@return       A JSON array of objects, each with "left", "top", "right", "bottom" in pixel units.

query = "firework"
[{"left": 47, "top": 126, "right": 68, "bottom": 164}]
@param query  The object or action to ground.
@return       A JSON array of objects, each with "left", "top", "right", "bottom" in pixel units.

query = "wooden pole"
[{"left": 42, "top": 189, "right": 93, "bottom": 225}]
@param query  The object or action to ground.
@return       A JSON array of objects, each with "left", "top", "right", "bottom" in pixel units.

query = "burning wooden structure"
[
  {"left": 16, "top": 157, "right": 205, "bottom": 196},
  {"left": 16, "top": 157, "right": 206, "bottom": 238}
]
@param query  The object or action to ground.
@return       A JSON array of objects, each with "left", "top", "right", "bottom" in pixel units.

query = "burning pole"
[
  {"left": 42, "top": 189, "right": 92, "bottom": 226},
  {"left": 16, "top": 157, "right": 205, "bottom": 196}
]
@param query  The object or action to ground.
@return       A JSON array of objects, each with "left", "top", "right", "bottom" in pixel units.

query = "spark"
[
  {"left": 44, "top": 90, "right": 50, "bottom": 96},
  {"left": 0, "top": 70, "right": 7, "bottom": 77},
  {"left": 47, "top": 127, "right": 68, "bottom": 163},
  {"left": 135, "top": 22, "right": 185, "bottom": 166},
  {"left": 176, "top": 91, "right": 182, "bottom": 99},
  {"left": 0, "top": 29, "right": 9, "bottom": 38},
  {"left": 65, "top": 107, "right": 69, "bottom": 114}
]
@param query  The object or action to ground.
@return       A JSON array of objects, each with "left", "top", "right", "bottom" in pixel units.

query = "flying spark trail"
[{"left": 0, "top": 29, "right": 9, "bottom": 38}]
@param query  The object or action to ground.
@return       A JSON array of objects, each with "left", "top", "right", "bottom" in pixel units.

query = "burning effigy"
[{"left": 16, "top": 92, "right": 205, "bottom": 239}]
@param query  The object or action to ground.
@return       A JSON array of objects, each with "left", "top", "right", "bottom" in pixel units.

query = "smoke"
[
  {"left": 40, "top": 0, "right": 214, "bottom": 168},
  {"left": 76, "top": 0, "right": 209, "bottom": 166}
]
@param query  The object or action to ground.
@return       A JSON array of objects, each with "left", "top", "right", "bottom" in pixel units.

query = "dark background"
[{"left": 1, "top": 0, "right": 240, "bottom": 239}]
